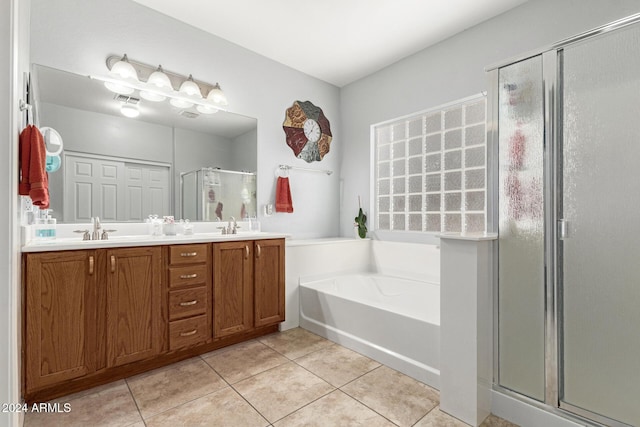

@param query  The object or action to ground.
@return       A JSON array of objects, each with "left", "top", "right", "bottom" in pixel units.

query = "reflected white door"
[
  {"left": 125, "top": 163, "right": 171, "bottom": 221},
  {"left": 64, "top": 153, "right": 170, "bottom": 222},
  {"left": 64, "top": 154, "right": 124, "bottom": 222},
  {"left": 560, "top": 23, "right": 640, "bottom": 426}
]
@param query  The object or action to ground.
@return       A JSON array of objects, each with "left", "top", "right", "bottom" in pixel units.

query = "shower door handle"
[{"left": 558, "top": 219, "right": 569, "bottom": 240}]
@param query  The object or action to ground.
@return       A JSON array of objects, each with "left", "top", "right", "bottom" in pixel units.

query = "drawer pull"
[
  {"left": 179, "top": 300, "right": 198, "bottom": 307},
  {"left": 256, "top": 243, "right": 262, "bottom": 258},
  {"left": 180, "top": 252, "right": 198, "bottom": 257},
  {"left": 245, "top": 245, "right": 249, "bottom": 259},
  {"left": 110, "top": 255, "right": 116, "bottom": 273},
  {"left": 179, "top": 273, "right": 198, "bottom": 279},
  {"left": 180, "top": 329, "right": 198, "bottom": 337},
  {"left": 89, "top": 256, "right": 94, "bottom": 275}
]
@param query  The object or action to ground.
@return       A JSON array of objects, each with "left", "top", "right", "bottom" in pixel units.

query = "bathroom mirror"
[{"left": 32, "top": 64, "right": 258, "bottom": 223}]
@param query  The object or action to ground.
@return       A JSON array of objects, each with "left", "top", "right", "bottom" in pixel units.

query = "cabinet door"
[
  {"left": 106, "top": 246, "right": 162, "bottom": 367},
  {"left": 254, "top": 239, "right": 285, "bottom": 327},
  {"left": 213, "top": 241, "right": 253, "bottom": 337},
  {"left": 24, "top": 251, "right": 96, "bottom": 391}
]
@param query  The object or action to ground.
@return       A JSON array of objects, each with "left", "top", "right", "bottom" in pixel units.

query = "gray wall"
[
  {"left": 39, "top": 103, "right": 174, "bottom": 162},
  {"left": 30, "top": 0, "right": 341, "bottom": 238},
  {"left": 232, "top": 128, "right": 258, "bottom": 172},
  {"left": 339, "top": 0, "right": 640, "bottom": 237}
]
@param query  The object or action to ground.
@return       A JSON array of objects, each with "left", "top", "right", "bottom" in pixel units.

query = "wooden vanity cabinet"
[
  {"left": 213, "top": 239, "right": 285, "bottom": 337},
  {"left": 213, "top": 241, "right": 254, "bottom": 337},
  {"left": 24, "top": 250, "right": 97, "bottom": 392},
  {"left": 254, "top": 239, "right": 285, "bottom": 327},
  {"left": 167, "top": 244, "right": 212, "bottom": 350},
  {"left": 105, "top": 246, "right": 163, "bottom": 367},
  {"left": 23, "top": 238, "right": 283, "bottom": 403},
  {"left": 23, "top": 247, "right": 164, "bottom": 395}
]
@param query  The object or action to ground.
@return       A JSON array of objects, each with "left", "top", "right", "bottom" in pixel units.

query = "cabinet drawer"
[
  {"left": 169, "top": 287, "right": 207, "bottom": 321},
  {"left": 169, "top": 264, "right": 208, "bottom": 288},
  {"left": 169, "top": 244, "right": 208, "bottom": 265},
  {"left": 169, "top": 315, "right": 210, "bottom": 350}
]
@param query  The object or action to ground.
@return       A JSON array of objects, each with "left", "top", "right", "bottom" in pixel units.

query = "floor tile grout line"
[
  {"left": 266, "top": 387, "right": 337, "bottom": 425},
  {"left": 333, "top": 388, "right": 402, "bottom": 427},
  {"left": 127, "top": 358, "right": 231, "bottom": 422},
  {"left": 337, "top": 364, "right": 437, "bottom": 427},
  {"left": 226, "top": 380, "right": 273, "bottom": 426},
  {"left": 409, "top": 403, "right": 439, "bottom": 427},
  {"left": 134, "top": 386, "right": 233, "bottom": 423},
  {"left": 123, "top": 378, "right": 147, "bottom": 426},
  {"left": 208, "top": 362, "right": 271, "bottom": 426}
]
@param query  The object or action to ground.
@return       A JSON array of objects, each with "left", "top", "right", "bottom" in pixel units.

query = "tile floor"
[{"left": 24, "top": 328, "right": 519, "bottom": 427}]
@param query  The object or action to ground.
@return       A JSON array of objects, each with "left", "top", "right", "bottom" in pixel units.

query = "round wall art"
[{"left": 283, "top": 100, "right": 332, "bottom": 163}]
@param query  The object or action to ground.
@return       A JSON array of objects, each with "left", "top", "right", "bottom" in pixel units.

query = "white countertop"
[{"left": 22, "top": 232, "right": 290, "bottom": 252}]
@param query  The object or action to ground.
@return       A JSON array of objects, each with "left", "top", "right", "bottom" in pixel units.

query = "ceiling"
[{"left": 131, "top": 0, "right": 528, "bottom": 87}]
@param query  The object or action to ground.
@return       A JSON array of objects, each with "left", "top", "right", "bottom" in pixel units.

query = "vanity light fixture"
[
  {"left": 109, "top": 54, "right": 138, "bottom": 80},
  {"left": 206, "top": 83, "right": 228, "bottom": 106},
  {"left": 147, "top": 65, "right": 172, "bottom": 90},
  {"left": 93, "top": 54, "right": 228, "bottom": 115},
  {"left": 104, "top": 54, "right": 137, "bottom": 95},
  {"left": 179, "top": 75, "right": 202, "bottom": 97}
]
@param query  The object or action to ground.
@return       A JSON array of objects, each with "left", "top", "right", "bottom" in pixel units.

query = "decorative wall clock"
[{"left": 283, "top": 100, "right": 332, "bottom": 163}]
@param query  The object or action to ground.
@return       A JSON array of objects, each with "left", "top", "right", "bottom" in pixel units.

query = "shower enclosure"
[
  {"left": 489, "top": 15, "right": 640, "bottom": 427},
  {"left": 180, "top": 168, "right": 256, "bottom": 221}
]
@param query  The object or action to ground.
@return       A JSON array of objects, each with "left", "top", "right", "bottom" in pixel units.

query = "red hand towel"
[
  {"left": 275, "top": 177, "right": 293, "bottom": 213},
  {"left": 19, "top": 125, "right": 49, "bottom": 208}
]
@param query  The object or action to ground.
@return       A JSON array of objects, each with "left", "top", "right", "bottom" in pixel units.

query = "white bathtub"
[{"left": 300, "top": 272, "right": 440, "bottom": 389}]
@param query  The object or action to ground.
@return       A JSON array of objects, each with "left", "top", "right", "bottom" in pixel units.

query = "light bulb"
[
  {"left": 179, "top": 75, "right": 202, "bottom": 98},
  {"left": 139, "top": 90, "right": 166, "bottom": 102},
  {"left": 109, "top": 54, "right": 139, "bottom": 81},
  {"left": 206, "top": 83, "right": 228, "bottom": 106},
  {"left": 120, "top": 104, "right": 140, "bottom": 118},
  {"left": 147, "top": 65, "right": 172, "bottom": 90},
  {"left": 104, "top": 81, "right": 134, "bottom": 95},
  {"left": 196, "top": 104, "right": 219, "bottom": 114},
  {"left": 169, "top": 98, "right": 194, "bottom": 109}
]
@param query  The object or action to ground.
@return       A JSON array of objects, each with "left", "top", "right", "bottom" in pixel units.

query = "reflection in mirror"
[
  {"left": 32, "top": 64, "right": 258, "bottom": 223},
  {"left": 181, "top": 168, "right": 256, "bottom": 221}
]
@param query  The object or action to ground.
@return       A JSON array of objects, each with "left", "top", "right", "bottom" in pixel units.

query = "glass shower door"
[
  {"left": 497, "top": 56, "right": 546, "bottom": 401},
  {"left": 560, "top": 22, "right": 640, "bottom": 426}
]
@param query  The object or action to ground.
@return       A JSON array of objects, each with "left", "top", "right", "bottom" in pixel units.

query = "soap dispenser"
[{"left": 45, "top": 212, "right": 57, "bottom": 239}]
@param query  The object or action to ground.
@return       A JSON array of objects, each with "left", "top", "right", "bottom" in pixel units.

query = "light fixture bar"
[
  {"left": 105, "top": 55, "right": 217, "bottom": 95},
  {"left": 88, "top": 74, "right": 227, "bottom": 112}
]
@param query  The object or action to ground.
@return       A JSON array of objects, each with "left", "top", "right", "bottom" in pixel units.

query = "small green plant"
[{"left": 354, "top": 196, "right": 367, "bottom": 239}]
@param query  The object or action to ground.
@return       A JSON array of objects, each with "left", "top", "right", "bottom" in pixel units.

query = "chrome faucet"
[
  {"left": 227, "top": 216, "right": 238, "bottom": 234},
  {"left": 91, "top": 217, "right": 101, "bottom": 240}
]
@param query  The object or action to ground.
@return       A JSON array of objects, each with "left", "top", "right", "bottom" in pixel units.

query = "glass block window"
[{"left": 373, "top": 96, "right": 486, "bottom": 233}]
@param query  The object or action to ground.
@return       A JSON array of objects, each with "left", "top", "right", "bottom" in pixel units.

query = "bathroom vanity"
[{"left": 21, "top": 233, "right": 286, "bottom": 403}]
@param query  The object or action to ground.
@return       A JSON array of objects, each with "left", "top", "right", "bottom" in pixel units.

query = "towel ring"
[
  {"left": 274, "top": 166, "right": 289, "bottom": 178},
  {"left": 40, "top": 127, "right": 64, "bottom": 157}
]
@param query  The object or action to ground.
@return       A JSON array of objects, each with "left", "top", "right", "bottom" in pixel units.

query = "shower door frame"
[{"left": 488, "top": 12, "right": 640, "bottom": 427}]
